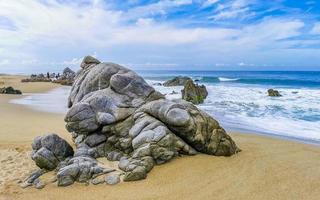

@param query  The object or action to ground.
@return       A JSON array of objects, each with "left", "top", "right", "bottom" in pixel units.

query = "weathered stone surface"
[
  {"left": 268, "top": 89, "right": 282, "bottom": 97},
  {"left": 105, "top": 173, "right": 120, "bottom": 185},
  {"left": 91, "top": 175, "right": 105, "bottom": 185},
  {"left": 181, "top": 80, "right": 208, "bottom": 104},
  {"left": 24, "top": 169, "right": 46, "bottom": 184},
  {"left": 33, "top": 178, "right": 46, "bottom": 189},
  {"left": 28, "top": 56, "right": 240, "bottom": 187},
  {"left": 0, "top": 86, "right": 22, "bottom": 95},
  {"left": 31, "top": 134, "right": 74, "bottom": 170},
  {"left": 163, "top": 76, "right": 192, "bottom": 87}
]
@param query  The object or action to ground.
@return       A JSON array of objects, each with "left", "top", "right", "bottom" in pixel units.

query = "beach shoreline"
[{"left": 1, "top": 75, "right": 320, "bottom": 200}]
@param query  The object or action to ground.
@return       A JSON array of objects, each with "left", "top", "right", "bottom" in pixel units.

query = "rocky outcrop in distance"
[
  {"left": 25, "top": 56, "right": 240, "bottom": 188},
  {"left": 53, "top": 67, "right": 76, "bottom": 86},
  {"left": 22, "top": 67, "right": 76, "bottom": 86},
  {"left": 181, "top": 79, "right": 208, "bottom": 104}
]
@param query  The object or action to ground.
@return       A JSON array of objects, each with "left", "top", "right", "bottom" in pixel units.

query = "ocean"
[{"left": 11, "top": 71, "right": 320, "bottom": 143}]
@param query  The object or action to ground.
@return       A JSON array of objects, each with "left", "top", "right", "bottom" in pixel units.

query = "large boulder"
[
  {"left": 28, "top": 56, "right": 240, "bottom": 186},
  {"left": 163, "top": 76, "right": 192, "bottom": 87},
  {"left": 31, "top": 134, "right": 74, "bottom": 170},
  {"left": 268, "top": 89, "right": 281, "bottom": 97},
  {"left": 0, "top": 86, "right": 22, "bottom": 95},
  {"left": 181, "top": 80, "right": 208, "bottom": 104}
]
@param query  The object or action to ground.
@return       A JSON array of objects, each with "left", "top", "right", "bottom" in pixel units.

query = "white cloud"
[
  {"left": 202, "top": 0, "right": 220, "bottom": 8},
  {"left": 126, "top": 0, "right": 193, "bottom": 19},
  {"left": 311, "top": 23, "right": 320, "bottom": 35},
  {"left": 209, "top": 0, "right": 255, "bottom": 20},
  {"left": 0, "top": 0, "right": 317, "bottom": 71}
]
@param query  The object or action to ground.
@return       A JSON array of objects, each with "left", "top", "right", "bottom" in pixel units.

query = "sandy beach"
[{"left": 1, "top": 75, "right": 320, "bottom": 200}]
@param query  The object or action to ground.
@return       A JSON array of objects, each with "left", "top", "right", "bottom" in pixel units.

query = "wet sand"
[{"left": 1, "top": 75, "right": 320, "bottom": 200}]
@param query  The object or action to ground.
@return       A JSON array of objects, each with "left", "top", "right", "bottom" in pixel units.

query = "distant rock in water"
[
  {"left": 268, "top": 89, "right": 282, "bottom": 97},
  {"left": 26, "top": 56, "right": 240, "bottom": 187},
  {"left": 163, "top": 76, "right": 192, "bottom": 87},
  {"left": 0, "top": 86, "right": 22, "bottom": 95},
  {"left": 181, "top": 80, "right": 208, "bottom": 104}
]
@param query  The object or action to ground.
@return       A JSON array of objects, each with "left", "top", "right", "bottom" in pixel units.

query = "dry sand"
[{"left": 1, "top": 75, "right": 320, "bottom": 200}]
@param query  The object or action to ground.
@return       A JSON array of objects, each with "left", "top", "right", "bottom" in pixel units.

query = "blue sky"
[{"left": 0, "top": 0, "right": 320, "bottom": 73}]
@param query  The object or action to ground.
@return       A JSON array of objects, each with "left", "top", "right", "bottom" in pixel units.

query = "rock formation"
[
  {"left": 22, "top": 68, "right": 75, "bottom": 86},
  {"left": 0, "top": 86, "right": 22, "bottom": 95},
  {"left": 31, "top": 134, "right": 74, "bottom": 170},
  {"left": 268, "top": 89, "right": 281, "bottom": 97},
  {"left": 181, "top": 80, "right": 208, "bottom": 104},
  {"left": 26, "top": 56, "right": 240, "bottom": 188},
  {"left": 21, "top": 74, "right": 51, "bottom": 83},
  {"left": 53, "top": 67, "right": 76, "bottom": 86},
  {"left": 163, "top": 76, "right": 192, "bottom": 87}
]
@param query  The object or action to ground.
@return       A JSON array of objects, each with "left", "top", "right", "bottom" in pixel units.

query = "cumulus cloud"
[{"left": 0, "top": 0, "right": 319, "bottom": 71}]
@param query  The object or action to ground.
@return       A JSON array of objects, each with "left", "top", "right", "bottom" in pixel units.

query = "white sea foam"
[
  {"left": 10, "top": 86, "right": 70, "bottom": 114},
  {"left": 218, "top": 77, "right": 239, "bottom": 82},
  {"left": 10, "top": 80, "right": 320, "bottom": 142},
  {"left": 147, "top": 79, "right": 320, "bottom": 142}
]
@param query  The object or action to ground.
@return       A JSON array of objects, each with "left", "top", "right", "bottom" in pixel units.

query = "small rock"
[
  {"left": 33, "top": 178, "right": 46, "bottom": 189},
  {"left": 24, "top": 169, "right": 46, "bottom": 184},
  {"left": 268, "top": 89, "right": 282, "bottom": 97},
  {"left": 20, "top": 181, "right": 32, "bottom": 189},
  {"left": 0, "top": 86, "right": 22, "bottom": 95},
  {"left": 91, "top": 175, "right": 105, "bottom": 185},
  {"left": 105, "top": 173, "right": 120, "bottom": 185},
  {"left": 107, "top": 151, "right": 122, "bottom": 161}
]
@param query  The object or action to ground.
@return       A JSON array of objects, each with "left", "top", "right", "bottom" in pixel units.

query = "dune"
[{"left": 0, "top": 75, "right": 320, "bottom": 200}]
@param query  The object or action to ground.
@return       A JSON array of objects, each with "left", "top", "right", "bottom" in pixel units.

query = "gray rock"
[
  {"left": 118, "top": 157, "right": 130, "bottom": 171},
  {"left": 268, "top": 89, "right": 282, "bottom": 97},
  {"left": 123, "top": 166, "right": 147, "bottom": 181},
  {"left": 107, "top": 151, "right": 122, "bottom": 161},
  {"left": 0, "top": 86, "right": 22, "bottom": 95},
  {"left": 33, "top": 178, "right": 46, "bottom": 189},
  {"left": 27, "top": 56, "right": 240, "bottom": 187},
  {"left": 105, "top": 173, "right": 120, "bottom": 185},
  {"left": 91, "top": 175, "right": 105, "bottom": 185},
  {"left": 24, "top": 169, "right": 46, "bottom": 184},
  {"left": 181, "top": 79, "right": 208, "bottom": 104},
  {"left": 31, "top": 134, "right": 74, "bottom": 170},
  {"left": 31, "top": 147, "right": 59, "bottom": 170},
  {"left": 163, "top": 76, "right": 192, "bottom": 87},
  {"left": 81, "top": 55, "right": 101, "bottom": 69},
  {"left": 85, "top": 133, "right": 106, "bottom": 147}
]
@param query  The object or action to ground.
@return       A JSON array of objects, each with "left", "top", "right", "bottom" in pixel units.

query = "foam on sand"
[{"left": 10, "top": 86, "right": 70, "bottom": 114}]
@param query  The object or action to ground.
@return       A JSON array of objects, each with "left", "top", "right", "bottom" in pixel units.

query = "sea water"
[
  {"left": 10, "top": 71, "right": 320, "bottom": 143},
  {"left": 140, "top": 71, "right": 320, "bottom": 143},
  {"left": 10, "top": 86, "right": 70, "bottom": 114}
]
